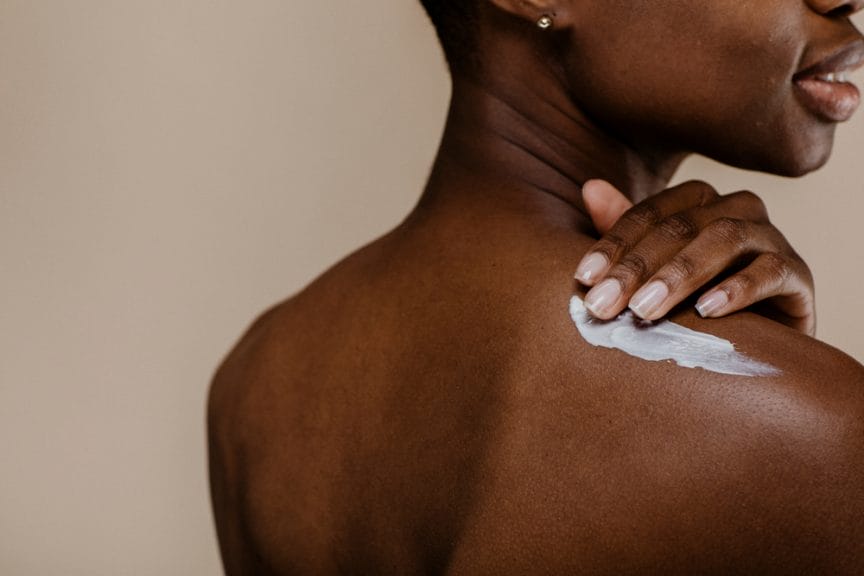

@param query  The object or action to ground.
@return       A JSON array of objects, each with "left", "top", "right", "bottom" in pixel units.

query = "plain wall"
[{"left": 1, "top": 2, "right": 862, "bottom": 573}]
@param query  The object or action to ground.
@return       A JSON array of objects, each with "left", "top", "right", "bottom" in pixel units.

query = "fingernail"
[
  {"left": 575, "top": 253, "right": 609, "bottom": 284},
  {"left": 585, "top": 279, "right": 622, "bottom": 317},
  {"left": 629, "top": 281, "right": 669, "bottom": 319},
  {"left": 696, "top": 290, "right": 729, "bottom": 318}
]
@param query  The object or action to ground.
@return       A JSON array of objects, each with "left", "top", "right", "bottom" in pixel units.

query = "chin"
[
  {"left": 770, "top": 119, "right": 838, "bottom": 177},
  {"left": 713, "top": 129, "right": 835, "bottom": 178},
  {"left": 768, "top": 137, "right": 834, "bottom": 177}
]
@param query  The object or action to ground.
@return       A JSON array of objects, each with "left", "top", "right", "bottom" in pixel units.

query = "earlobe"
[{"left": 484, "top": 0, "right": 573, "bottom": 30}]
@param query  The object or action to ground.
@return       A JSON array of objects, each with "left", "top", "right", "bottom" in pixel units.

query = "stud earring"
[{"left": 536, "top": 15, "right": 553, "bottom": 30}]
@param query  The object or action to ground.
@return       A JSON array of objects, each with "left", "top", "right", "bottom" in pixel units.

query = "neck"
[{"left": 417, "top": 71, "right": 689, "bottom": 225}]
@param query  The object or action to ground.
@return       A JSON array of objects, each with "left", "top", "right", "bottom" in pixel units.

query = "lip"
[{"left": 793, "top": 38, "right": 864, "bottom": 123}]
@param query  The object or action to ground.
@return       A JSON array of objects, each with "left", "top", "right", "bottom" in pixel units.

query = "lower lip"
[{"left": 793, "top": 77, "right": 861, "bottom": 123}]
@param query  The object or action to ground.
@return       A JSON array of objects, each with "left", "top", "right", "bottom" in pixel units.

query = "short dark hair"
[{"left": 418, "top": 0, "right": 479, "bottom": 71}]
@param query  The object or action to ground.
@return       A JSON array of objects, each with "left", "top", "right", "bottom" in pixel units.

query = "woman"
[{"left": 210, "top": 0, "right": 864, "bottom": 573}]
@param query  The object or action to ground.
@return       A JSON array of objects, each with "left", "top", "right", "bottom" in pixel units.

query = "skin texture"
[{"left": 209, "top": 0, "right": 864, "bottom": 573}]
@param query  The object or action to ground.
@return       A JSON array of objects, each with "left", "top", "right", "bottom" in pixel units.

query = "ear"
[{"left": 484, "top": 0, "right": 575, "bottom": 30}]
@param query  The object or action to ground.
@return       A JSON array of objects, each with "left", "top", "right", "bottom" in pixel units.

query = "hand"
[{"left": 575, "top": 179, "right": 816, "bottom": 336}]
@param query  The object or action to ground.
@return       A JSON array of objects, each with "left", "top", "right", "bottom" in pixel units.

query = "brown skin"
[
  {"left": 578, "top": 179, "right": 816, "bottom": 334},
  {"left": 209, "top": 0, "right": 864, "bottom": 573}
]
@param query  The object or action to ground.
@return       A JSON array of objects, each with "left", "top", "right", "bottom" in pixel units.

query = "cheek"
[
  {"left": 568, "top": 5, "right": 831, "bottom": 175},
  {"left": 682, "top": 37, "right": 835, "bottom": 176}
]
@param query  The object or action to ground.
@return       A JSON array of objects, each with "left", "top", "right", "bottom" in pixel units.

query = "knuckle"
[
  {"left": 658, "top": 213, "right": 700, "bottom": 242},
  {"left": 681, "top": 179, "right": 712, "bottom": 191},
  {"left": 615, "top": 252, "right": 651, "bottom": 282},
  {"left": 598, "top": 233, "right": 632, "bottom": 258},
  {"left": 709, "top": 217, "right": 750, "bottom": 248},
  {"left": 760, "top": 252, "right": 792, "bottom": 284},
  {"left": 786, "top": 249, "right": 813, "bottom": 283},
  {"left": 721, "top": 274, "right": 752, "bottom": 301},
  {"left": 663, "top": 253, "right": 698, "bottom": 284},
  {"left": 722, "top": 253, "right": 793, "bottom": 304},
  {"left": 729, "top": 189, "right": 768, "bottom": 217},
  {"left": 626, "top": 202, "right": 664, "bottom": 228},
  {"left": 682, "top": 179, "right": 720, "bottom": 204}
]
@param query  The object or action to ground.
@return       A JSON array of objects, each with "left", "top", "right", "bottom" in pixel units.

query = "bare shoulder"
[
  {"left": 207, "top": 255, "right": 370, "bottom": 573},
  {"left": 207, "top": 264, "right": 353, "bottom": 468},
  {"left": 451, "top": 287, "right": 864, "bottom": 573},
  {"left": 207, "top": 230, "right": 393, "bottom": 427},
  {"left": 207, "top": 222, "right": 864, "bottom": 573}
]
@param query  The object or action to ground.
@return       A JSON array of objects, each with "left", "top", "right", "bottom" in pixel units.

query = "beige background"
[{"left": 1, "top": 2, "right": 861, "bottom": 574}]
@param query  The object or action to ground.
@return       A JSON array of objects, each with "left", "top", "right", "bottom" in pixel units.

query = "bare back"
[{"left": 209, "top": 198, "right": 864, "bottom": 574}]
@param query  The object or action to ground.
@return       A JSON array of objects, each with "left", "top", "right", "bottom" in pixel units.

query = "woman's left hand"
[{"left": 575, "top": 179, "right": 816, "bottom": 336}]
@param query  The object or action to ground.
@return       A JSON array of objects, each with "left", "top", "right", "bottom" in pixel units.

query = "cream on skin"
[{"left": 569, "top": 296, "right": 780, "bottom": 377}]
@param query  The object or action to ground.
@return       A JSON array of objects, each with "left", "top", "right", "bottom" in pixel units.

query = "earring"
[{"left": 536, "top": 14, "right": 553, "bottom": 30}]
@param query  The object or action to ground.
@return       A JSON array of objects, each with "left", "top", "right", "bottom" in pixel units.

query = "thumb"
[{"left": 583, "top": 179, "right": 633, "bottom": 235}]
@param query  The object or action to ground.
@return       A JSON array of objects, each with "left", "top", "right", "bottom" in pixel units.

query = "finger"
[
  {"left": 624, "top": 216, "right": 781, "bottom": 320},
  {"left": 582, "top": 192, "right": 771, "bottom": 319},
  {"left": 577, "top": 180, "right": 633, "bottom": 286},
  {"left": 584, "top": 215, "right": 703, "bottom": 319},
  {"left": 575, "top": 180, "right": 719, "bottom": 286},
  {"left": 583, "top": 179, "right": 633, "bottom": 235},
  {"left": 695, "top": 252, "right": 816, "bottom": 335}
]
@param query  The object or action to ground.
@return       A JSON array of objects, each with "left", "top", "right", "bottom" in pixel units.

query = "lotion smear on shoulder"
[{"left": 569, "top": 296, "right": 779, "bottom": 377}]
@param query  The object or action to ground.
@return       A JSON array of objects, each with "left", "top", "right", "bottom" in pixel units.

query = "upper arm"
[
  {"left": 208, "top": 325, "right": 277, "bottom": 576},
  {"left": 774, "top": 389, "right": 864, "bottom": 573},
  {"left": 667, "top": 348, "right": 864, "bottom": 574},
  {"left": 534, "top": 305, "right": 864, "bottom": 573},
  {"left": 208, "top": 371, "right": 259, "bottom": 576}
]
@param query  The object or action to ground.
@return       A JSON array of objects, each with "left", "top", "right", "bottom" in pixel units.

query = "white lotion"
[{"left": 569, "top": 296, "right": 779, "bottom": 377}]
